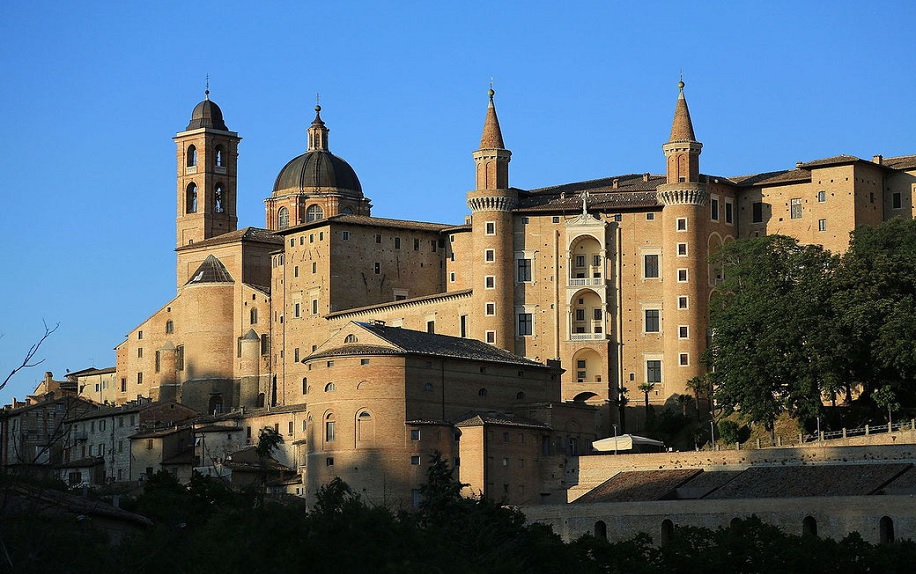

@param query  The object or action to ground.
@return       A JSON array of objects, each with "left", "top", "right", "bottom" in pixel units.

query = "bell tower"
[{"left": 174, "top": 89, "right": 241, "bottom": 249}]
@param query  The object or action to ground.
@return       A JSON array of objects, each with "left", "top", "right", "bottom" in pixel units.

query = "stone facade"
[{"left": 64, "top": 83, "right": 916, "bottom": 503}]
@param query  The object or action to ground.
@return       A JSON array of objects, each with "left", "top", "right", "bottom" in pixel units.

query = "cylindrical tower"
[{"left": 467, "top": 89, "right": 516, "bottom": 350}]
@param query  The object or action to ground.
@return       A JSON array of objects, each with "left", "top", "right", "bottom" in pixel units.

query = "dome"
[
  {"left": 272, "top": 150, "right": 363, "bottom": 197},
  {"left": 187, "top": 96, "right": 228, "bottom": 131}
]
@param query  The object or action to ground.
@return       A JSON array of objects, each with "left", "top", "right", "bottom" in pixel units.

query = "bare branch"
[{"left": 1, "top": 320, "right": 59, "bottom": 392}]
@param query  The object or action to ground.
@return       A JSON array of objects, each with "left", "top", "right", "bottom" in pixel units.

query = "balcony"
[
  {"left": 569, "top": 332, "right": 607, "bottom": 341},
  {"left": 568, "top": 277, "right": 605, "bottom": 287}
]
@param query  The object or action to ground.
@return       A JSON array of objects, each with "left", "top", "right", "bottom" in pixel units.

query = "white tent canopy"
[{"left": 592, "top": 434, "right": 665, "bottom": 452}]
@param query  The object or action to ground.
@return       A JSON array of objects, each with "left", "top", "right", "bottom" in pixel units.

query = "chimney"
[
  {"left": 642, "top": 173, "right": 650, "bottom": 182},
  {"left": 873, "top": 154, "right": 883, "bottom": 165},
  {"left": 796, "top": 161, "right": 803, "bottom": 169},
  {"left": 612, "top": 178, "right": 619, "bottom": 189}
]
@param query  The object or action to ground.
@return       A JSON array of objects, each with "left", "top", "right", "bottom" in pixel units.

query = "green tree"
[
  {"left": 637, "top": 382, "right": 655, "bottom": 425},
  {"left": 873, "top": 385, "right": 901, "bottom": 425},
  {"left": 832, "top": 218, "right": 916, "bottom": 407},
  {"left": 706, "top": 235, "right": 841, "bottom": 429}
]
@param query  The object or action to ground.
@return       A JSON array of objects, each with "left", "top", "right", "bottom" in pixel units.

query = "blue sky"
[{"left": 1, "top": 1, "right": 914, "bottom": 404}]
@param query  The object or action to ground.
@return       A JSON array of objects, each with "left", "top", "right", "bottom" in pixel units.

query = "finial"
[
  {"left": 678, "top": 71, "right": 684, "bottom": 91},
  {"left": 488, "top": 77, "right": 495, "bottom": 99},
  {"left": 205, "top": 74, "right": 210, "bottom": 100},
  {"left": 315, "top": 93, "right": 321, "bottom": 113}
]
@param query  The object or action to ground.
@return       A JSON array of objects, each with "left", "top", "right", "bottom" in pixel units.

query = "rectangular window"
[
  {"left": 552, "top": 216, "right": 560, "bottom": 223},
  {"left": 818, "top": 219, "right": 827, "bottom": 232},
  {"left": 518, "top": 313, "right": 533, "bottom": 336},
  {"left": 677, "top": 269, "right": 688, "bottom": 282},
  {"left": 410, "top": 455, "right": 421, "bottom": 465},
  {"left": 312, "top": 262, "right": 317, "bottom": 273},
  {"left": 752, "top": 202, "right": 763, "bottom": 223},
  {"left": 176, "top": 345, "right": 185, "bottom": 370},
  {"left": 725, "top": 201, "right": 733, "bottom": 224},
  {"left": 326, "top": 457, "right": 334, "bottom": 466},
  {"left": 677, "top": 243, "right": 687, "bottom": 256},
  {"left": 294, "top": 302, "right": 301, "bottom": 317},
  {"left": 360, "top": 358, "right": 369, "bottom": 365},
  {"left": 679, "top": 353, "right": 689, "bottom": 366},
  {"left": 394, "top": 237, "right": 401, "bottom": 249},
  {"left": 375, "top": 234, "right": 382, "bottom": 243},
  {"left": 137, "top": 372, "right": 143, "bottom": 385},
  {"left": 644, "top": 309, "right": 660, "bottom": 333},
  {"left": 294, "top": 266, "right": 299, "bottom": 277},
  {"left": 678, "top": 296, "right": 688, "bottom": 309},
  {"left": 485, "top": 276, "right": 495, "bottom": 289},
  {"left": 485, "top": 330, "right": 496, "bottom": 344},
  {"left": 342, "top": 231, "right": 350, "bottom": 240},
  {"left": 154, "top": 351, "right": 160, "bottom": 373},
  {"left": 575, "top": 309, "right": 585, "bottom": 321},
  {"left": 413, "top": 239, "right": 420, "bottom": 250},
  {"left": 485, "top": 249, "right": 495, "bottom": 262},
  {"left": 137, "top": 348, "right": 143, "bottom": 358},
  {"left": 893, "top": 192, "right": 902, "bottom": 209},
  {"left": 646, "top": 213, "right": 655, "bottom": 221},
  {"left": 790, "top": 198, "right": 803, "bottom": 219},
  {"left": 817, "top": 190, "right": 826, "bottom": 203},
  {"left": 646, "top": 360, "right": 662, "bottom": 383},
  {"left": 410, "top": 429, "right": 420, "bottom": 440},
  {"left": 294, "top": 347, "right": 300, "bottom": 362},
  {"left": 678, "top": 325, "right": 689, "bottom": 339},
  {"left": 644, "top": 254, "right": 659, "bottom": 278},
  {"left": 449, "top": 272, "right": 455, "bottom": 282},
  {"left": 426, "top": 321, "right": 435, "bottom": 334},
  {"left": 459, "top": 315, "right": 467, "bottom": 337},
  {"left": 710, "top": 198, "right": 719, "bottom": 221},
  {"left": 373, "top": 262, "right": 381, "bottom": 274},
  {"left": 613, "top": 213, "right": 622, "bottom": 222},
  {"left": 120, "top": 378, "right": 126, "bottom": 392},
  {"left": 312, "top": 299, "right": 318, "bottom": 314},
  {"left": 517, "top": 258, "right": 532, "bottom": 282},
  {"left": 575, "top": 255, "right": 586, "bottom": 268},
  {"left": 676, "top": 218, "right": 687, "bottom": 231},
  {"left": 593, "top": 308, "right": 602, "bottom": 320},
  {"left": 485, "top": 303, "right": 495, "bottom": 315},
  {"left": 326, "top": 421, "right": 336, "bottom": 442},
  {"left": 485, "top": 221, "right": 496, "bottom": 235}
]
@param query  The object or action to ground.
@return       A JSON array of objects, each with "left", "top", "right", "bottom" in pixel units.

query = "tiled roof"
[
  {"left": 279, "top": 214, "right": 452, "bottom": 235},
  {"left": 731, "top": 169, "right": 811, "bottom": 187},
  {"left": 883, "top": 154, "right": 916, "bottom": 170},
  {"left": 185, "top": 255, "right": 234, "bottom": 285},
  {"left": 347, "top": 322, "right": 547, "bottom": 367},
  {"left": 175, "top": 227, "right": 282, "bottom": 251},
  {"left": 704, "top": 463, "right": 911, "bottom": 499},
  {"left": 797, "top": 155, "right": 863, "bottom": 169},
  {"left": 452, "top": 410, "right": 551, "bottom": 430},
  {"left": 326, "top": 289, "right": 472, "bottom": 319},
  {"left": 575, "top": 469, "right": 702, "bottom": 503}
]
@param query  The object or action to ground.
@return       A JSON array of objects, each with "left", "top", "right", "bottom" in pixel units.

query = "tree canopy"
[{"left": 706, "top": 219, "right": 916, "bottom": 428}]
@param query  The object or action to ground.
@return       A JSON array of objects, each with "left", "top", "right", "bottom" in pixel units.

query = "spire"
[
  {"left": 307, "top": 101, "right": 329, "bottom": 151},
  {"left": 205, "top": 74, "right": 210, "bottom": 100},
  {"left": 668, "top": 79, "right": 696, "bottom": 142},
  {"left": 480, "top": 87, "right": 505, "bottom": 149}
]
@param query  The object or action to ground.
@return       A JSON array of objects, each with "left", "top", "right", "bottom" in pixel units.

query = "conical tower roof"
[
  {"left": 669, "top": 80, "right": 696, "bottom": 143},
  {"left": 480, "top": 88, "right": 505, "bottom": 149}
]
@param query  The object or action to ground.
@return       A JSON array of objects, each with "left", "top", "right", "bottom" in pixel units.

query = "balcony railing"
[
  {"left": 569, "top": 332, "right": 607, "bottom": 341},
  {"left": 568, "top": 277, "right": 605, "bottom": 287}
]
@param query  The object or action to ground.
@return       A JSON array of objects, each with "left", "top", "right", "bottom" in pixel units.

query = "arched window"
[
  {"left": 215, "top": 145, "right": 224, "bottom": 167},
  {"left": 880, "top": 516, "right": 895, "bottom": 544},
  {"left": 660, "top": 519, "right": 674, "bottom": 546},
  {"left": 186, "top": 183, "right": 198, "bottom": 213},
  {"left": 424, "top": 383, "right": 434, "bottom": 393},
  {"left": 306, "top": 205, "right": 323, "bottom": 222},
  {"left": 165, "top": 320, "right": 173, "bottom": 334},
  {"left": 324, "top": 382, "right": 336, "bottom": 392},
  {"left": 214, "top": 184, "right": 224, "bottom": 213},
  {"left": 516, "top": 391, "right": 526, "bottom": 400},
  {"left": 187, "top": 145, "right": 197, "bottom": 167},
  {"left": 344, "top": 334, "right": 358, "bottom": 343},
  {"left": 802, "top": 516, "right": 817, "bottom": 537},
  {"left": 478, "top": 388, "right": 488, "bottom": 397},
  {"left": 324, "top": 413, "right": 336, "bottom": 443},
  {"left": 356, "top": 410, "right": 374, "bottom": 445},
  {"left": 278, "top": 207, "right": 289, "bottom": 230},
  {"left": 342, "top": 207, "right": 354, "bottom": 215},
  {"left": 256, "top": 393, "right": 265, "bottom": 408},
  {"left": 250, "top": 308, "right": 258, "bottom": 325},
  {"left": 594, "top": 520, "right": 607, "bottom": 540}
]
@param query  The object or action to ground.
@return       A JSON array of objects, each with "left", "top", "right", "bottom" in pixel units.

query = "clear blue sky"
[{"left": 1, "top": 1, "right": 914, "bottom": 404}]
